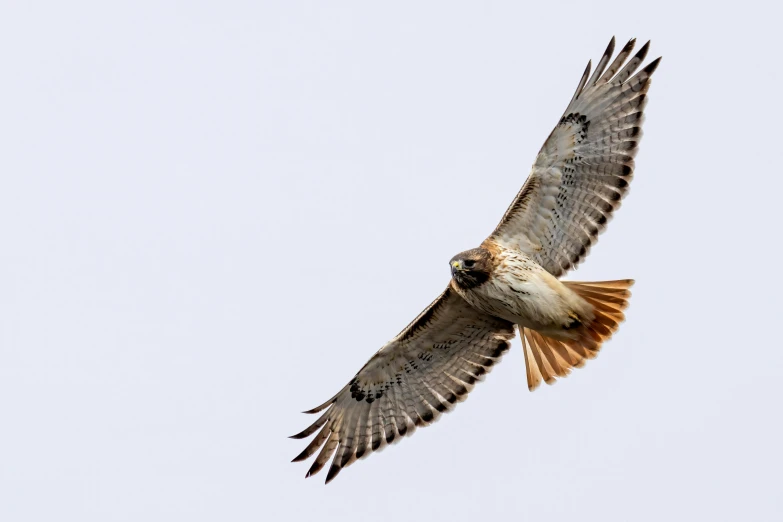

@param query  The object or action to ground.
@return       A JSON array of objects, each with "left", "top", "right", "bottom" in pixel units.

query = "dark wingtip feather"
[
  {"left": 644, "top": 56, "right": 662, "bottom": 76},
  {"left": 292, "top": 448, "right": 312, "bottom": 463},
  {"left": 587, "top": 36, "right": 617, "bottom": 87},
  {"left": 306, "top": 459, "right": 326, "bottom": 478},
  {"left": 635, "top": 40, "right": 651, "bottom": 63},
  {"left": 325, "top": 464, "right": 342, "bottom": 484},
  {"left": 601, "top": 37, "right": 616, "bottom": 62},
  {"left": 301, "top": 388, "right": 344, "bottom": 414},
  {"left": 289, "top": 410, "right": 329, "bottom": 439},
  {"left": 568, "top": 59, "right": 592, "bottom": 106},
  {"left": 302, "top": 403, "right": 329, "bottom": 415},
  {"left": 620, "top": 38, "right": 637, "bottom": 58},
  {"left": 289, "top": 426, "right": 316, "bottom": 440},
  {"left": 582, "top": 59, "right": 592, "bottom": 88}
]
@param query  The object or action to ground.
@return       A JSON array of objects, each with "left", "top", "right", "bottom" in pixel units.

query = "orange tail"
[{"left": 521, "top": 279, "right": 634, "bottom": 391}]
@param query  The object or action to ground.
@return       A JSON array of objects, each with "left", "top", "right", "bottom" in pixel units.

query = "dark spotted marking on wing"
[
  {"left": 559, "top": 113, "right": 591, "bottom": 144},
  {"left": 488, "top": 37, "right": 660, "bottom": 277},
  {"left": 291, "top": 288, "right": 515, "bottom": 483}
]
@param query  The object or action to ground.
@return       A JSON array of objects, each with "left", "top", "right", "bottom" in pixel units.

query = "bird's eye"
[{"left": 463, "top": 260, "right": 476, "bottom": 269}]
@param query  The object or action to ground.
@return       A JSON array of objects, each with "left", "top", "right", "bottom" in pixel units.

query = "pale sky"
[{"left": 1, "top": 1, "right": 781, "bottom": 521}]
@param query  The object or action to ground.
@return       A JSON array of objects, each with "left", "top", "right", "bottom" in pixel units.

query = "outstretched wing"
[
  {"left": 291, "top": 287, "right": 515, "bottom": 484},
  {"left": 487, "top": 37, "right": 661, "bottom": 277}
]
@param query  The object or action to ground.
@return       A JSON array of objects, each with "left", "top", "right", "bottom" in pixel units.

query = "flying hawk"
[{"left": 292, "top": 37, "right": 660, "bottom": 483}]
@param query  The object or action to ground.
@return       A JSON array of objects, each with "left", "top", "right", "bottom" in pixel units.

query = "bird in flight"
[{"left": 291, "top": 37, "right": 660, "bottom": 484}]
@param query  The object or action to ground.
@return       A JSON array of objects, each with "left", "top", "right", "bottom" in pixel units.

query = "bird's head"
[{"left": 449, "top": 247, "right": 493, "bottom": 289}]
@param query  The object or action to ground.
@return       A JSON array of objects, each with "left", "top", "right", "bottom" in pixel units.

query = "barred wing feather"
[
  {"left": 290, "top": 288, "right": 515, "bottom": 483},
  {"left": 488, "top": 37, "right": 661, "bottom": 277}
]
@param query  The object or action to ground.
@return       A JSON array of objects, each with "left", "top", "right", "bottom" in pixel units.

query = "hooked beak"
[{"left": 450, "top": 260, "right": 462, "bottom": 276}]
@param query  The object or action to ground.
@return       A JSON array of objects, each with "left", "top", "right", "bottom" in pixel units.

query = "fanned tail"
[{"left": 522, "top": 279, "right": 634, "bottom": 391}]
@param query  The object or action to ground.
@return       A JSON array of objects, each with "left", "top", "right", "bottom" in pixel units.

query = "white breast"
[{"left": 454, "top": 249, "right": 588, "bottom": 331}]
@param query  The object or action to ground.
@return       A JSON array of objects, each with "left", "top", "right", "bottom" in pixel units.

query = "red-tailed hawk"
[{"left": 292, "top": 37, "right": 660, "bottom": 483}]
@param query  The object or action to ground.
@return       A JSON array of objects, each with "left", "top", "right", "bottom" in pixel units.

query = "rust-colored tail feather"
[{"left": 521, "top": 279, "right": 633, "bottom": 391}]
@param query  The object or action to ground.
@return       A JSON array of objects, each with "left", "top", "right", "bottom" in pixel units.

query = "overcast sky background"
[{"left": 2, "top": 1, "right": 781, "bottom": 520}]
